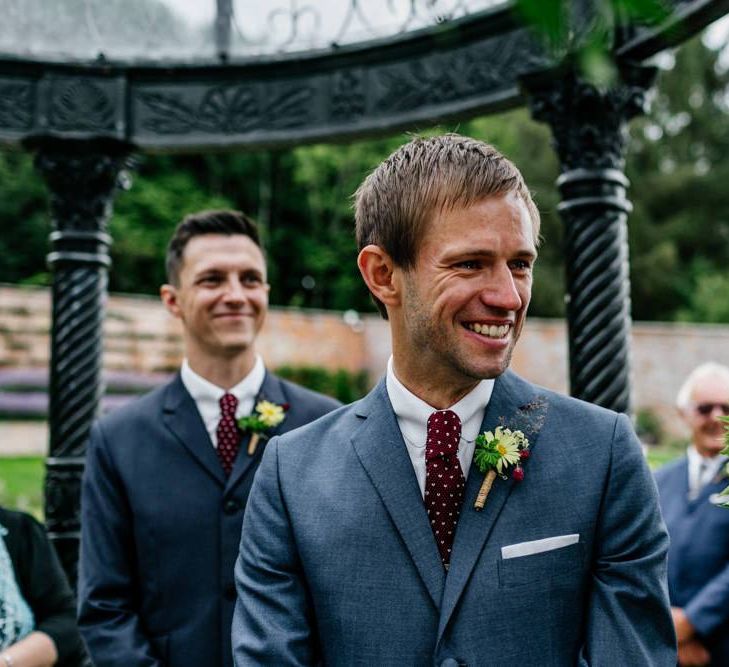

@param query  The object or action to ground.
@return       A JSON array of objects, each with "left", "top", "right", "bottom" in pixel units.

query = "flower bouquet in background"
[{"left": 720, "top": 416, "right": 729, "bottom": 508}]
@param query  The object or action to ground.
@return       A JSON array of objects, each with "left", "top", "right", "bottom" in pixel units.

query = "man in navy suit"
[
  {"left": 656, "top": 362, "right": 729, "bottom": 667},
  {"left": 78, "top": 210, "right": 340, "bottom": 667},
  {"left": 232, "top": 135, "right": 676, "bottom": 665}
]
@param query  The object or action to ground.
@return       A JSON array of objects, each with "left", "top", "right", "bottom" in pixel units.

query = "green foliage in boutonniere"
[
  {"left": 473, "top": 426, "right": 530, "bottom": 510},
  {"left": 718, "top": 416, "right": 729, "bottom": 508},
  {"left": 237, "top": 400, "right": 289, "bottom": 456},
  {"left": 238, "top": 400, "right": 288, "bottom": 433}
]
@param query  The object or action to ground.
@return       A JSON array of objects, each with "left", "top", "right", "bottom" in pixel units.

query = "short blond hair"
[{"left": 354, "top": 134, "right": 540, "bottom": 316}]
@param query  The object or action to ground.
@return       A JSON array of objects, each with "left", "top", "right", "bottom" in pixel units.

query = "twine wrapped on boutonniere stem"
[
  {"left": 473, "top": 426, "right": 530, "bottom": 511},
  {"left": 237, "top": 400, "right": 288, "bottom": 456}
]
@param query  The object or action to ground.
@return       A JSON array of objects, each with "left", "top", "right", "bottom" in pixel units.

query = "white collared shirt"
[
  {"left": 180, "top": 356, "right": 266, "bottom": 449},
  {"left": 385, "top": 356, "right": 494, "bottom": 497},
  {"left": 687, "top": 445, "right": 727, "bottom": 498}
]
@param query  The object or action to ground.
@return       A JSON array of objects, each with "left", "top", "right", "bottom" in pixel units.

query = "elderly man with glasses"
[{"left": 656, "top": 362, "right": 729, "bottom": 667}]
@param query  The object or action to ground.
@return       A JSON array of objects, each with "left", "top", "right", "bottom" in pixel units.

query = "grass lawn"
[{"left": 0, "top": 456, "right": 45, "bottom": 519}]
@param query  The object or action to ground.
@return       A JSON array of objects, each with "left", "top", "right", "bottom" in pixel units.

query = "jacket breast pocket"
[{"left": 498, "top": 541, "right": 585, "bottom": 588}]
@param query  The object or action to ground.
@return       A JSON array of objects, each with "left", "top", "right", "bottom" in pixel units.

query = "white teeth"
[{"left": 467, "top": 323, "right": 510, "bottom": 339}]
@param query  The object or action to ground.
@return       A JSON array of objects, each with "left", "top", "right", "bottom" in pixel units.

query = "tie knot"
[
  {"left": 219, "top": 393, "right": 238, "bottom": 417},
  {"left": 426, "top": 409, "right": 462, "bottom": 460}
]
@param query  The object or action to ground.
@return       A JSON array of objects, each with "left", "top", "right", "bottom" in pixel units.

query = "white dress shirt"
[
  {"left": 385, "top": 356, "right": 494, "bottom": 497},
  {"left": 180, "top": 356, "right": 266, "bottom": 450},
  {"left": 687, "top": 445, "right": 727, "bottom": 499}
]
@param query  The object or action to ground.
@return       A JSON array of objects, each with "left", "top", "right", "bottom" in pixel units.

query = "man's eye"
[
  {"left": 242, "top": 274, "right": 263, "bottom": 286},
  {"left": 199, "top": 276, "right": 221, "bottom": 285},
  {"left": 510, "top": 260, "right": 532, "bottom": 272},
  {"left": 455, "top": 260, "right": 480, "bottom": 270}
]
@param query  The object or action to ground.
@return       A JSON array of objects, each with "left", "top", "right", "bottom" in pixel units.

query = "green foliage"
[
  {"left": 110, "top": 159, "right": 234, "bottom": 293},
  {"left": 0, "top": 457, "right": 44, "bottom": 520},
  {"left": 274, "top": 365, "right": 369, "bottom": 404},
  {"left": 0, "top": 152, "right": 52, "bottom": 285},
  {"left": 634, "top": 407, "right": 664, "bottom": 445},
  {"left": 0, "top": 28, "right": 727, "bottom": 325},
  {"left": 473, "top": 441, "right": 501, "bottom": 472}
]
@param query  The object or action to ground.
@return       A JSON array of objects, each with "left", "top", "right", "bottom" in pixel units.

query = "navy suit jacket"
[
  {"left": 655, "top": 456, "right": 729, "bottom": 665},
  {"left": 78, "top": 370, "right": 340, "bottom": 667},
  {"left": 233, "top": 371, "right": 676, "bottom": 666}
]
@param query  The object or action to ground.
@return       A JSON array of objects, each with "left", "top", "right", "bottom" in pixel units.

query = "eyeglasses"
[{"left": 694, "top": 402, "right": 729, "bottom": 416}]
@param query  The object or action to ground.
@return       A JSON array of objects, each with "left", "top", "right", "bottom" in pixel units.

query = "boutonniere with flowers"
[
  {"left": 237, "top": 400, "right": 289, "bottom": 456},
  {"left": 473, "top": 426, "right": 530, "bottom": 510},
  {"left": 472, "top": 396, "right": 548, "bottom": 511}
]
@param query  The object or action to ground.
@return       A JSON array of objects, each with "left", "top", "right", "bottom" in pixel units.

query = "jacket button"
[
  {"left": 223, "top": 499, "right": 241, "bottom": 514},
  {"left": 224, "top": 583, "right": 237, "bottom": 601}
]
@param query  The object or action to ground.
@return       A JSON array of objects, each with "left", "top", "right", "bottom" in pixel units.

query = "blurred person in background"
[
  {"left": 655, "top": 362, "right": 729, "bottom": 666},
  {"left": 0, "top": 505, "right": 86, "bottom": 667},
  {"left": 78, "top": 210, "right": 339, "bottom": 667}
]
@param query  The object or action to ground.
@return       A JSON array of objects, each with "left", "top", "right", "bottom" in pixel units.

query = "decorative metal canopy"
[
  {"left": 0, "top": 0, "right": 726, "bottom": 586},
  {"left": 0, "top": 0, "right": 722, "bottom": 152}
]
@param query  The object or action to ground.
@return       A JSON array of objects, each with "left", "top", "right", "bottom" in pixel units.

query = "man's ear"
[
  {"left": 357, "top": 245, "right": 401, "bottom": 311},
  {"left": 160, "top": 284, "right": 182, "bottom": 319}
]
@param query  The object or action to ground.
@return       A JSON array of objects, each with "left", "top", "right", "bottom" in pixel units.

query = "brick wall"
[{"left": 4, "top": 283, "right": 729, "bottom": 437}]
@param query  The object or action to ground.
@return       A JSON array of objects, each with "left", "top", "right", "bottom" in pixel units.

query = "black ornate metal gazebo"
[{"left": 0, "top": 0, "right": 726, "bottom": 584}]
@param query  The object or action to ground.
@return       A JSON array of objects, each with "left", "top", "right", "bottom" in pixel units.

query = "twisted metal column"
[
  {"left": 524, "top": 65, "right": 655, "bottom": 414},
  {"left": 34, "top": 141, "right": 129, "bottom": 587}
]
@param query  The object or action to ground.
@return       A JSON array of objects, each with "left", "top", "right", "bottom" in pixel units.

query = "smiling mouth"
[{"left": 464, "top": 322, "right": 512, "bottom": 339}]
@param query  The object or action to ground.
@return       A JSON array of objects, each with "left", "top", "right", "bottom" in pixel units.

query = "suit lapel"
[
  {"left": 226, "top": 370, "right": 286, "bottom": 493},
  {"left": 438, "top": 371, "right": 548, "bottom": 639},
  {"left": 351, "top": 380, "right": 446, "bottom": 609},
  {"left": 162, "top": 374, "right": 226, "bottom": 487}
]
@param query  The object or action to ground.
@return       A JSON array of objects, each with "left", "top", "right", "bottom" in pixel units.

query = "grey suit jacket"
[
  {"left": 78, "top": 370, "right": 340, "bottom": 667},
  {"left": 233, "top": 370, "right": 676, "bottom": 666}
]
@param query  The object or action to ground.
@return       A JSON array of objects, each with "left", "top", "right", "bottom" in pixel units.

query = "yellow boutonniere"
[{"left": 237, "top": 400, "right": 289, "bottom": 455}]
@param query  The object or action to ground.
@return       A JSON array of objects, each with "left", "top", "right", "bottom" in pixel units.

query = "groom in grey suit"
[{"left": 233, "top": 135, "right": 676, "bottom": 665}]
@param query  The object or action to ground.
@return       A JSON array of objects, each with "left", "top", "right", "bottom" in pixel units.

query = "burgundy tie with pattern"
[
  {"left": 425, "top": 409, "right": 466, "bottom": 568},
  {"left": 216, "top": 393, "right": 239, "bottom": 476}
]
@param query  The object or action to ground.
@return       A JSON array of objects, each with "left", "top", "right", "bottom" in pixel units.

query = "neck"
[
  {"left": 391, "top": 356, "right": 477, "bottom": 410},
  {"left": 186, "top": 350, "right": 256, "bottom": 390}
]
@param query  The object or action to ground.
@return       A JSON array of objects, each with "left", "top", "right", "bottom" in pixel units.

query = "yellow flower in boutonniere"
[
  {"left": 255, "top": 400, "right": 286, "bottom": 428},
  {"left": 473, "top": 426, "right": 530, "bottom": 511},
  {"left": 237, "top": 400, "right": 289, "bottom": 456}
]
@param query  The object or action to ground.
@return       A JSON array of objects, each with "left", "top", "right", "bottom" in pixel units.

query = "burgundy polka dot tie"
[
  {"left": 425, "top": 409, "right": 465, "bottom": 568},
  {"left": 216, "top": 393, "right": 239, "bottom": 476}
]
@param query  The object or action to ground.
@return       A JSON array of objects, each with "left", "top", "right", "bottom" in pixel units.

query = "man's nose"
[
  {"left": 223, "top": 277, "right": 247, "bottom": 302},
  {"left": 480, "top": 266, "right": 522, "bottom": 311}
]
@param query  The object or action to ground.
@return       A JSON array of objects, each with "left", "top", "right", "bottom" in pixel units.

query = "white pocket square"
[{"left": 501, "top": 534, "right": 580, "bottom": 559}]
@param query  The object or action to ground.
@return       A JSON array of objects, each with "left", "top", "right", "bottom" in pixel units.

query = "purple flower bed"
[
  {"left": 0, "top": 368, "right": 172, "bottom": 418},
  {"left": 0, "top": 368, "right": 170, "bottom": 393}
]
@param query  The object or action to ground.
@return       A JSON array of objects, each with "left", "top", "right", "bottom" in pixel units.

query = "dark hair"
[
  {"left": 354, "top": 134, "right": 540, "bottom": 318},
  {"left": 165, "top": 209, "right": 262, "bottom": 285}
]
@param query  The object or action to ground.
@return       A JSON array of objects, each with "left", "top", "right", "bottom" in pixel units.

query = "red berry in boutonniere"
[
  {"left": 512, "top": 466, "right": 525, "bottom": 482},
  {"left": 519, "top": 449, "right": 530, "bottom": 460}
]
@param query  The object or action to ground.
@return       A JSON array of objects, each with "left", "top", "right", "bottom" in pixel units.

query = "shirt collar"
[
  {"left": 687, "top": 444, "right": 726, "bottom": 476},
  {"left": 180, "top": 355, "right": 265, "bottom": 418},
  {"left": 385, "top": 356, "right": 494, "bottom": 447}
]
